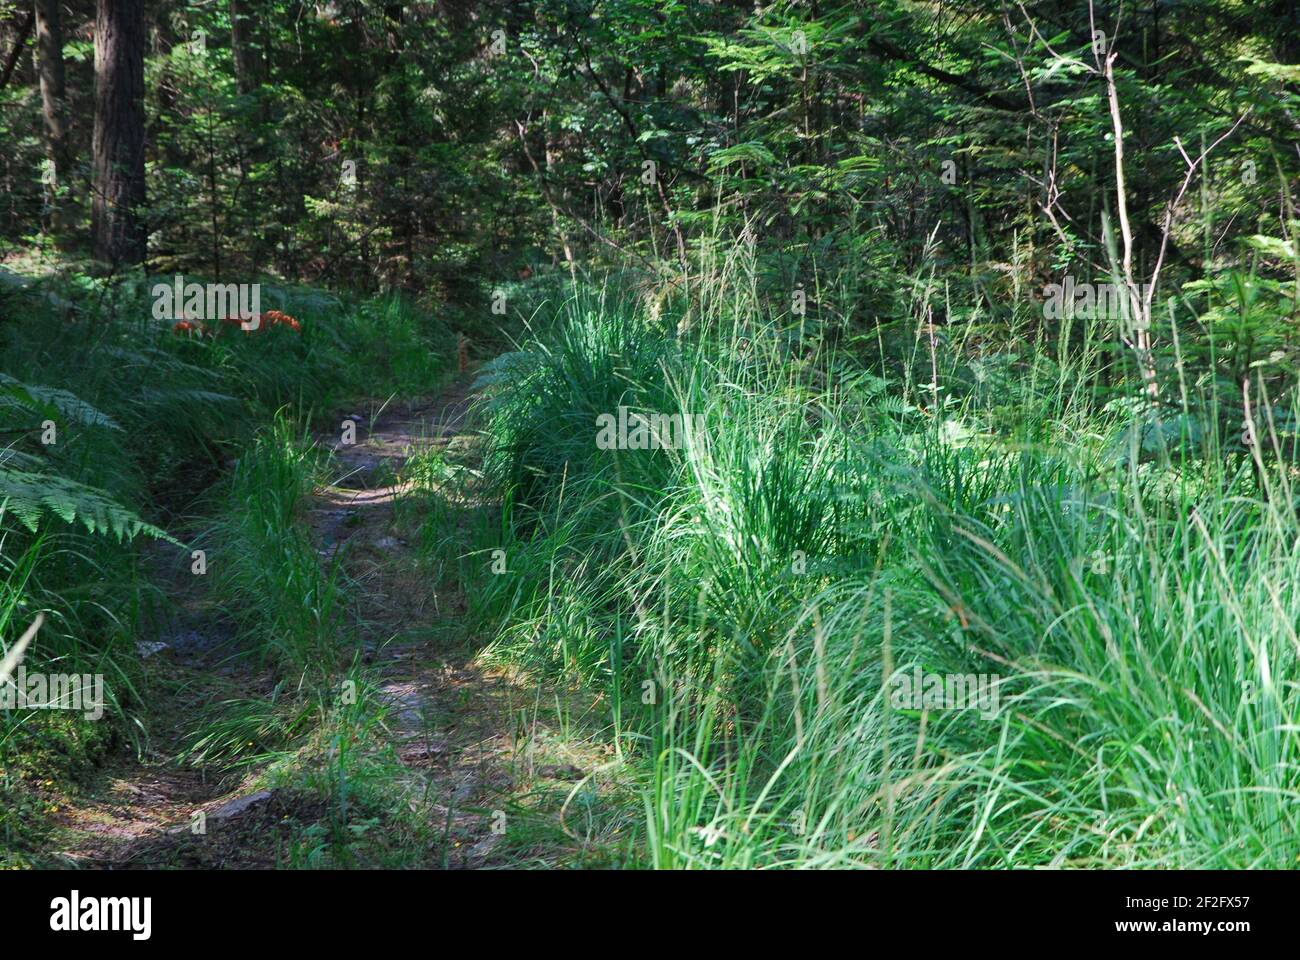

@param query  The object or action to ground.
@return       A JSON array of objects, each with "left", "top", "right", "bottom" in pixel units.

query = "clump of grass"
[
  {"left": 263, "top": 664, "right": 433, "bottom": 868},
  {"left": 202, "top": 418, "right": 348, "bottom": 682}
]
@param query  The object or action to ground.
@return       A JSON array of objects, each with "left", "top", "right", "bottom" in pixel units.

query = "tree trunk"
[
  {"left": 92, "top": 0, "right": 147, "bottom": 266},
  {"left": 35, "top": 0, "right": 72, "bottom": 241},
  {"left": 231, "top": 0, "right": 261, "bottom": 95}
]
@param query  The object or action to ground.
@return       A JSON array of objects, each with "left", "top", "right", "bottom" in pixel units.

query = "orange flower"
[
  {"left": 263, "top": 310, "right": 302, "bottom": 332},
  {"left": 172, "top": 320, "right": 201, "bottom": 335},
  {"left": 206, "top": 311, "right": 301, "bottom": 334}
]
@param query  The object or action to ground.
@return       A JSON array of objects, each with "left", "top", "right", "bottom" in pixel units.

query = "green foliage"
[
  {"left": 473, "top": 274, "right": 1300, "bottom": 868},
  {"left": 0, "top": 373, "right": 123, "bottom": 432},
  {"left": 0, "top": 269, "right": 446, "bottom": 864},
  {"left": 2, "top": 0, "right": 1300, "bottom": 873},
  {"left": 204, "top": 417, "right": 344, "bottom": 680},
  {"left": 0, "top": 470, "right": 172, "bottom": 542}
]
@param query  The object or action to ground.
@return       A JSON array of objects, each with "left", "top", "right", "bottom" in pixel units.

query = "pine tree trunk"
[
  {"left": 35, "top": 0, "right": 72, "bottom": 242},
  {"left": 92, "top": 0, "right": 146, "bottom": 266},
  {"left": 231, "top": 0, "right": 261, "bottom": 95}
]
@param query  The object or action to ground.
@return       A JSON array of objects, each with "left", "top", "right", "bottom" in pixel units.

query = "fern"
[
  {"left": 0, "top": 469, "right": 177, "bottom": 543},
  {"left": 470, "top": 350, "right": 539, "bottom": 410},
  {"left": 0, "top": 448, "right": 44, "bottom": 470},
  {"left": 0, "top": 374, "right": 122, "bottom": 431}
]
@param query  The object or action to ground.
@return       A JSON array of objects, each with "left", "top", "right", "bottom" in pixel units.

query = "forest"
[{"left": 0, "top": 0, "right": 1298, "bottom": 876}]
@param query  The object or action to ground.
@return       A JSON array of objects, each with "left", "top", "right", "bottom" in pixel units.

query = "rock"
[
  {"left": 207, "top": 789, "right": 274, "bottom": 821},
  {"left": 399, "top": 742, "right": 449, "bottom": 763}
]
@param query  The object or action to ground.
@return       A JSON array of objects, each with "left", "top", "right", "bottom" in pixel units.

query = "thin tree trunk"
[
  {"left": 1103, "top": 52, "right": 1158, "bottom": 401},
  {"left": 35, "top": 0, "right": 72, "bottom": 241},
  {"left": 92, "top": 0, "right": 147, "bottom": 266},
  {"left": 542, "top": 114, "right": 576, "bottom": 277}
]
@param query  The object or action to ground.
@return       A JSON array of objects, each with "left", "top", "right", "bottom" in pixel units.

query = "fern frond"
[
  {"left": 0, "top": 470, "right": 178, "bottom": 543},
  {"left": 0, "top": 447, "right": 43, "bottom": 470},
  {"left": 0, "top": 374, "right": 122, "bottom": 431}
]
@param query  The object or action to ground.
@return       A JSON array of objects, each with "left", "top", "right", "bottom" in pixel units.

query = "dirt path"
[
  {"left": 46, "top": 535, "right": 296, "bottom": 868},
  {"left": 308, "top": 381, "right": 518, "bottom": 867},
  {"left": 45, "top": 376, "right": 615, "bottom": 869},
  {"left": 306, "top": 380, "right": 614, "bottom": 868}
]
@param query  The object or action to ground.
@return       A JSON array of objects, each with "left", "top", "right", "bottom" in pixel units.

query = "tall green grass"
[
  {"left": 204, "top": 418, "right": 347, "bottom": 680},
  {"left": 472, "top": 277, "right": 1300, "bottom": 868}
]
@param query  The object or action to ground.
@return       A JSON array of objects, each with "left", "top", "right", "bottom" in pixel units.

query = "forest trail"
[
  {"left": 45, "top": 375, "right": 611, "bottom": 868},
  {"left": 304, "top": 376, "right": 616, "bottom": 867},
  {"left": 306, "top": 378, "right": 523, "bottom": 868}
]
